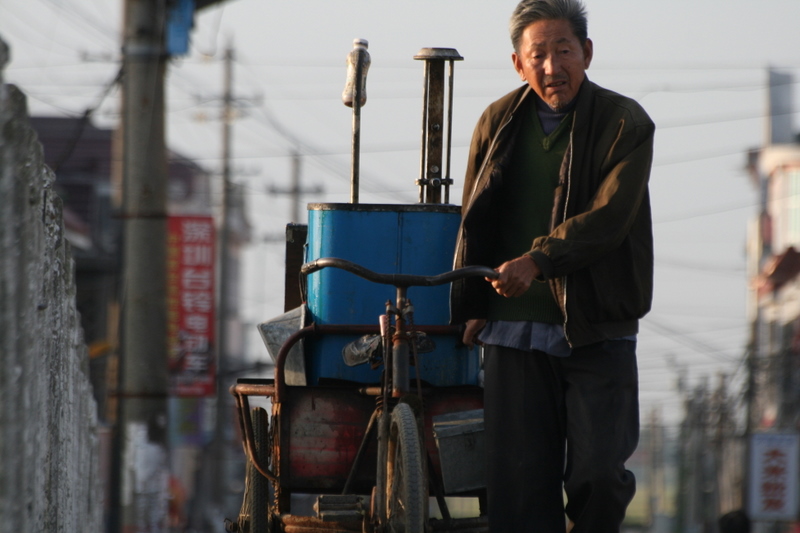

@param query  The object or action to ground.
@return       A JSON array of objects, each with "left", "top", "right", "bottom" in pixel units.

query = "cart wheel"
[
  {"left": 247, "top": 407, "right": 271, "bottom": 533},
  {"left": 385, "top": 403, "right": 426, "bottom": 533}
]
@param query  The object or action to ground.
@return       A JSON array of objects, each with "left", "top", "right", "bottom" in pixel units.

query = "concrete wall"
[{"left": 0, "top": 37, "right": 102, "bottom": 533}]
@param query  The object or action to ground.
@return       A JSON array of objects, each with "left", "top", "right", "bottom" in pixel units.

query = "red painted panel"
[{"left": 277, "top": 385, "right": 483, "bottom": 494}]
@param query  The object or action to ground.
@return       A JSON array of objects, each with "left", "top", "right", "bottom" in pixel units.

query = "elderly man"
[{"left": 451, "top": 0, "right": 654, "bottom": 531}]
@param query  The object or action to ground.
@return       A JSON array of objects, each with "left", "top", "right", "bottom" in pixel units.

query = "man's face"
[{"left": 512, "top": 18, "right": 593, "bottom": 111}]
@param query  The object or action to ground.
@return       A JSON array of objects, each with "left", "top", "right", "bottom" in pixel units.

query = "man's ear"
[
  {"left": 512, "top": 52, "right": 525, "bottom": 81},
  {"left": 583, "top": 38, "right": 593, "bottom": 69}
]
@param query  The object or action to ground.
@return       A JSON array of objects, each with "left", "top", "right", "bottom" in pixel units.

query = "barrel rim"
[{"left": 307, "top": 202, "right": 462, "bottom": 213}]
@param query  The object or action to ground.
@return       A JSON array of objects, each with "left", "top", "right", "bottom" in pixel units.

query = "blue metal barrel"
[{"left": 304, "top": 203, "right": 480, "bottom": 385}]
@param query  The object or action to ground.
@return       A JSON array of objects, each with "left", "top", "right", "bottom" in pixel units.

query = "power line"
[
  {"left": 40, "top": 0, "right": 120, "bottom": 43},
  {"left": 656, "top": 257, "right": 745, "bottom": 274},
  {"left": 654, "top": 199, "right": 755, "bottom": 224},
  {"left": 641, "top": 318, "right": 745, "bottom": 364},
  {"left": 53, "top": 65, "right": 123, "bottom": 172}
]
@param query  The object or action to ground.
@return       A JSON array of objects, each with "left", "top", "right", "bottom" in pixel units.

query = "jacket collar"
[{"left": 513, "top": 76, "right": 594, "bottom": 127}]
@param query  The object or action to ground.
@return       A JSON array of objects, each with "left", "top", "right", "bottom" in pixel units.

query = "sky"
[{"left": 3, "top": 0, "right": 800, "bottom": 427}]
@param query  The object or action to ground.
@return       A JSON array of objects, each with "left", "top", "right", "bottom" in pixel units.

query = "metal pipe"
[
  {"left": 350, "top": 59, "right": 363, "bottom": 204},
  {"left": 418, "top": 60, "right": 431, "bottom": 203},
  {"left": 445, "top": 59, "right": 456, "bottom": 204},
  {"left": 343, "top": 39, "right": 370, "bottom": 204},
  {"left": 414, "top": 48, "right": 463, "bottom": 204},
  {"left": 230, "top": 388, "right": 278, "bottom": 482},
  {"left": 274, "top": 325, "right": 316, "bottom": 403}
]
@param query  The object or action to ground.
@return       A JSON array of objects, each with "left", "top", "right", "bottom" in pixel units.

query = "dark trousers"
[{"left": 483, "top": 341, "right": 639, "bottom": 533}]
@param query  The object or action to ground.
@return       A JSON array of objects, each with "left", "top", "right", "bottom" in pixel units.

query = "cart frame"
[{"left": 229, "top": 260, "right": 496, "bottom": 533}]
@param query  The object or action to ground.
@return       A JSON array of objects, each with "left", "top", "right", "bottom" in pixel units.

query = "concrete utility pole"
[
  {"left": 268, "top": 152, "right": 323, "bottom": 223},
  {"left": 211, "top": 41, "right": 235, "bottom": 513},
  {"left": 647, "top": 408, "right": 663, "bottom": 529},
  {"left": 116, "top": 0, "right": 170, "bottom": 531}
]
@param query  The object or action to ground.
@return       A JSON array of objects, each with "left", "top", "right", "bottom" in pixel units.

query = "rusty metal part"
[
  {"left": 430, "top": 517, "right": 489, "bottom": 531},
  {"left": 314, "top": 494, "right": 366, "bottom": 523},
  {"left": 274, "top": 325, "right": 316, "bottom": 402},
  {"left": 231, "top": 382, "right": 275, "bottom": 397},
  {"left": 281, "top": 514, "right": 363, "bottom": 532},
  {"left": 230, "top": 386, "right": 277, "bottom": 483},
  {"left": 342, "top": 409, "right": 379, "bottom": 495},
  {"left": 414, "top": 48, "right": 462, "bottom": 204},
  {"left": 391, "top": 331, "right": 409, "bottom": 397},
  {"left": 276, "top": 514, "right": 488, "bottom": 533}
]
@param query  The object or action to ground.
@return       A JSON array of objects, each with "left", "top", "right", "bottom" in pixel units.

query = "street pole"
[
  {"left": 742, "top": 336, "right": 756, "bottom": 515},
  {"left": 116, "top": 0, "right": 170, "bottom": 531},
  {"left": 268, "top": 152, "right": 323, "bottom": 223},
  {"left": 212, "top": 41, "right": 234, "bottom": 515}
]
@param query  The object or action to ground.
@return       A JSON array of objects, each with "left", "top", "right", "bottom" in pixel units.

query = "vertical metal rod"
[
  {"left": 417, "top": 62, "right": 430, "bottom": 203},
  {"left": 445, "top": 59, "right": 456, "bottom": 204},
  {"left": 291, "top": 151, "right": 301, "bottom": 222},
  {"left": 392, "top": 286, "right": 408, "bottom": 397},
  {"left": 350, "top": 57, "right": 363, "bottom": 204},
  {"left": 343, "top": 39, "right": 369, "bottom": 203},
  {"left": 425, "top": 63, "right": 445, "bottom": 205}
]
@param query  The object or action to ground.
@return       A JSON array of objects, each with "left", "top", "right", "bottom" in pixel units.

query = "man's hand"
[
  {"left": 462, "top": 318, "right": 486, "bottom": 348},
  {"left": 490, "top": 255, "right": 541, "bottom": 298}
]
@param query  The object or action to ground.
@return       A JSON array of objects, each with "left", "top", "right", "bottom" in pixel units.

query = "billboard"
[
  {"left": 167, "top": 216, "right": 216, "bottom": 397},
  {"left": 748, "top": 432, "right": 800, "bottom": 521}
]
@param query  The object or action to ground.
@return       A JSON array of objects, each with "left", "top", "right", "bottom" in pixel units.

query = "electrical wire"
[{"left": 53, "top": 64, "right": 123, "bottom": 172}]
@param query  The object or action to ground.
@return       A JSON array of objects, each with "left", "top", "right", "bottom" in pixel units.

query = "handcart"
[
  {"left": 231, "top": 259, "right": 496, "bottom": 533},
  {"left": 228, "top": 42, "right": 492, "bottom": 533}
]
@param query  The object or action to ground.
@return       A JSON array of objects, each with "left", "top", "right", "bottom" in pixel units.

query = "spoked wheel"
[
  {"left": 385, "top": 402, "right": 426, "bottom": 533},
  {"left": 245, "top": 406, "right": 271, "bottom": 533}
]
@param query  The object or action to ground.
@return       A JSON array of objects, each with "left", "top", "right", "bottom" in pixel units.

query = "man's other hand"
[{"left": 462, "top": 319, "right": 486, "bottom": 348}]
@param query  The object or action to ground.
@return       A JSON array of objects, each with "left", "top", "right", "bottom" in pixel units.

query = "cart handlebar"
[{"left": 300, "top": 257, "right": 498, "bottom": 287}]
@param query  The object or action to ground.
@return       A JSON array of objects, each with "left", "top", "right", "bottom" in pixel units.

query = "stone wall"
[{"left": 0, "top": 37, "right": 102, "bottom": 533}]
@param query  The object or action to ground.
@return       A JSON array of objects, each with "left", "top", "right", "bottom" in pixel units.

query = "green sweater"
[{"left": 486, "top": 102, "right": 571, "bottom": 323}]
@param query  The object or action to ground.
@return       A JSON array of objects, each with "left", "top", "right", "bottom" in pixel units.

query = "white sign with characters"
[{"left": 748, "top": 433, "right": 799, "bottom": 521}]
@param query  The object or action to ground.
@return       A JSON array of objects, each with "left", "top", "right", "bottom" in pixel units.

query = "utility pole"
[
  {"left": 115, "top": 0, "right": 170, "bottom": 532},
  {"left": 742, "top": 334, "right": 756, "bottom": 514},
  {"left": 268, "top": 152, "right": 323, "bottom": 223},
  {"left": 211, "top": 40, "right": 235, "bottom": 514},
  {"left": 647, "top": 408, "right": 664, "bottom": 531}
]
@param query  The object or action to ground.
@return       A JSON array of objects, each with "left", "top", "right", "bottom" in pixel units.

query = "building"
[
  {"left": 744, "top": 70, "right": 800, "bottom": 527},
  {"left": 746, "top": 71, "right": 800, "bottom": 433}
]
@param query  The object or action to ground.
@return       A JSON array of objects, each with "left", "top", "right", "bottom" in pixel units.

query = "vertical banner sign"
[
  {"left": 748, "top": 433, "right": 800, "bottom": 521},
  {"left": 167, "top": 216, "right": 216, "bottom": 396}
]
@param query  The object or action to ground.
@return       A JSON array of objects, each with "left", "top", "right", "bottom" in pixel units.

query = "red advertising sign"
[{"left": 167, "top": 216, "right": 216, "bottom": 397}]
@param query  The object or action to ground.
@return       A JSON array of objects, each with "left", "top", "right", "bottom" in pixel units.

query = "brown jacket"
[{"left": 451, "top": 78, "right": 655, "bottom": 347}]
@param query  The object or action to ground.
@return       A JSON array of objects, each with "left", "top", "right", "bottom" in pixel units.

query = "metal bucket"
[{"left": 432, "top": 409, "right": 486, "bottom": 494}]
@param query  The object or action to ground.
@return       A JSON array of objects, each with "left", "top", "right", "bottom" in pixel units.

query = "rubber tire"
[
  {"left": 247, "top": 407, "right": 270, "bottom": 533},
  {"left": 385, "top": 402, "right": 426, "bottom": 533}
]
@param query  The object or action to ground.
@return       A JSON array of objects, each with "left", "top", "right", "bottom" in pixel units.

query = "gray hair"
[{"left": 509, "top": 0, "right": 588, "bottom": 52}]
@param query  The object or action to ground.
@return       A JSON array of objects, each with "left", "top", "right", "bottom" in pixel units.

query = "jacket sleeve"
[
  {"left": 530, "top": 115, "right": 655, "bottom": 279},
  {"left": 450, "top": 107, "right": 499, "bottom": 323},
  {"left": 460, "top": 109, "right": 493, "bottom": 212}
]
